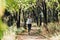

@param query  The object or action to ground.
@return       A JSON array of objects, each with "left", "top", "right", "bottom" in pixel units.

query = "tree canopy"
[{"left": 5, "top": 0, "right": 36, "bottom": 13}]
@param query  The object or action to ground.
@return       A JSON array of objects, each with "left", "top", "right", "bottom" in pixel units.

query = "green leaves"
[
  {"left": 0, "top": 30, "right": 3, "bottom": 40},
  {"left": 58, "top": 0, "right": 60, "bottom": 4},
  {"left": 0, "top": 19, "right": 8, "bottom": 40},
  {"left": 5, "top": 0, "right": 36, "bottom": 12},
  {"left": 5, "top": 0, "right": 19, "bottom": 13},
  {"left": 0, "top": 19, "right": 8, "bottom": 31},
  {"left": 47, "top": 0, "right": 58, "bottom": 9}
]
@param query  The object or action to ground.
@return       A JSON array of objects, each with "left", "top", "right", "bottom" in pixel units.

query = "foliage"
[
  {"left": 0, "top": 0, "right": 6, "bottom": 18},
  {"left": 0, "top": 19, "right": 8, "bottom": 40},
  {"left": 47, "top": 0, "right": 58, "bottom": 8},
  {"left": 5, "top": 0, "right": 36, "bottom": 13},
  {"left": 5, "top": 0, "right": 19, "bottom": 13},
  {"left": 58, "top": 0, "right": 60, "bottom": 4}
]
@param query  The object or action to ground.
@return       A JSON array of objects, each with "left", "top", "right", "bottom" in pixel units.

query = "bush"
[{"left": 0, "top": 19, "right": 8, "bottom": 40}]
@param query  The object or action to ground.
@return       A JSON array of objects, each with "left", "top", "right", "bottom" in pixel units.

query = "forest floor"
[
  {"left": 16, "top": 27, "right": 50, "bottom": 40},
  {"left": 16, "top": 22, "right": 60, "bottom": 40}
]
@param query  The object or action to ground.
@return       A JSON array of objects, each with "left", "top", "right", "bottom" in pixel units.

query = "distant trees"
[
  {"left": 1, "top": 0, "right": 36, "bottom": 29},
  {"left": 1, "top": 0, "right": 60, "bottom": 29}
]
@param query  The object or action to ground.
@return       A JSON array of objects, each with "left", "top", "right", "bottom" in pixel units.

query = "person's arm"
[{"left": 26, "top": 18, "right": 29, "bottom": 24}]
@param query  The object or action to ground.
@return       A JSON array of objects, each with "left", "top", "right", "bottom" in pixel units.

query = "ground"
[{"left": 17, "top": 27, "right": 50, "bottom": 40}]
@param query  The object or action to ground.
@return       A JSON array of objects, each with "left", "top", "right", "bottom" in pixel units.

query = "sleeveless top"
[{"left": 26, "top": 18, "right": 32, "bottom": 24}]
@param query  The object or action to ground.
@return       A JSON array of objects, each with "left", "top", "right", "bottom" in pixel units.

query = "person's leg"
[{"left": 28, "top": 24, "right": 31, "bottom": 35}]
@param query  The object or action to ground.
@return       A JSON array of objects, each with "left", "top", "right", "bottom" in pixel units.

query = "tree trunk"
[
  {"left": 16, "top": 9, "right": 21, "bottom": 28},
  {"left": 53, "top": 8, "right": 59, "bottom": 22},
  {"left": 42, "top": 1, "right": 47, "bottom": 24},
  {"left": 42, "top": 1, "right": 49, "bottom": 32},
  {"left": 23, "top": 10, "right": 27, "bottom": 29}
]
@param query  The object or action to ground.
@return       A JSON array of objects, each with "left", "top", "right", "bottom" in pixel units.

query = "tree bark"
[
  {"left": 16, "top": 9, "right": 21, "bottom": 28},
  {"left": 23, "top": 10, "right": 27, "bottom": 29},
  {"left": 42, "top": 1, "right": 49, "bottom": 32}
]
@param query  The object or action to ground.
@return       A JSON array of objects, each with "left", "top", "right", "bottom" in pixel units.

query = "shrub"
[{"left": 0, "top": 19, "right": 8, "bottom": 40}]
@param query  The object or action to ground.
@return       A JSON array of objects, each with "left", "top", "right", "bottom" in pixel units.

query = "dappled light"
[
  {"left": 0, "top": 0, "right": 60, "bottom": 40},
  {"left": 0, "top": 0, "right": 5, "bottom": 18}
]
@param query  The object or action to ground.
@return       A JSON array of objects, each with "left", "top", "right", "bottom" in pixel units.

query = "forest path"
[{"left": 17, "top": 27, "right": 50, "bottom": 40}]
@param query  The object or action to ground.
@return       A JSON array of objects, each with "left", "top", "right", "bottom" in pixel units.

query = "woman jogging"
[{"left": 26, "top": 16, "right": 32, "bottom": 35}]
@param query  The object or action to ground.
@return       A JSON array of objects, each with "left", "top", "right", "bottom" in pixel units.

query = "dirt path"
[
  {"left": 17, "top": 35, "right": 49, "bottom": 40},
  {"left": 17, "top": 27, "right": 49, "bottom": 40}
]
